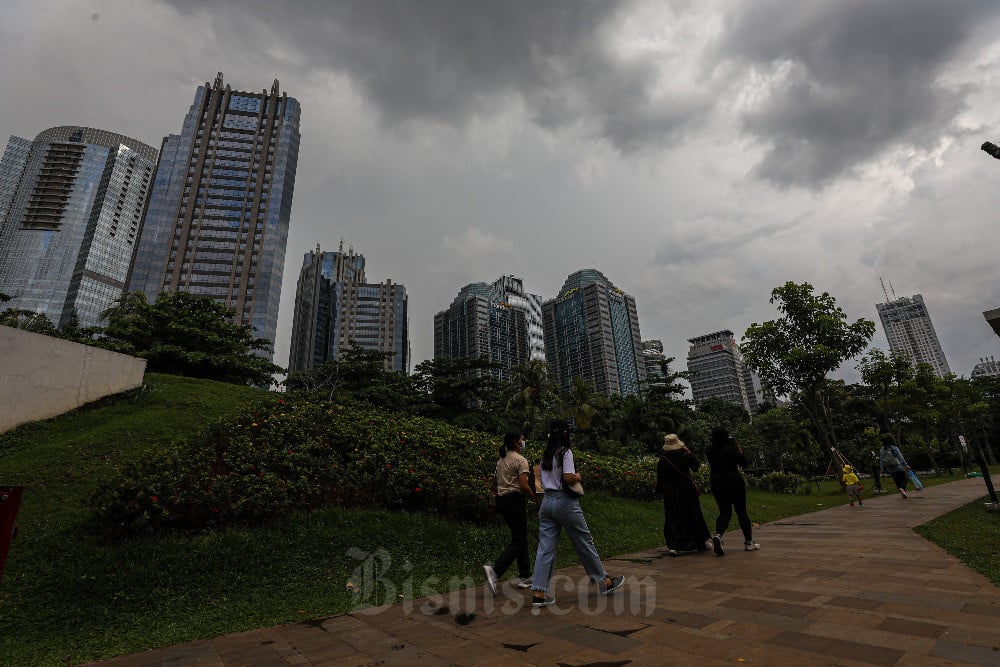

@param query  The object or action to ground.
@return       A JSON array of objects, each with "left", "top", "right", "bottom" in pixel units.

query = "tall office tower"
[
  {"left": 128, "top": 73, "right": 301, "bottom": 357},
  {"left": 642, "top": 339, "right": 668, "bottom": 386},
  {"left": 288, "top": 244, "right": 407, "bottom": 373},
  {"left": 686, "top": 330, "right": 759, "bottom": 414},
  {"left": 0, "top": 127, "right": 157, "bottom": 327},
  {"left": 971, "top": 357, "right": 1000, "bottom": 379},
  {"left": 434, "top": 281, "right": 530, "bottom": 383},
  {"left": 542, "top": 269, "right": 646, "bottom": 397},
  {"left": 491, "top": 274, "right": 545, "bottom": 362},
  {"left": 876, "top": 294, "right": 951, "bottom": 377}
]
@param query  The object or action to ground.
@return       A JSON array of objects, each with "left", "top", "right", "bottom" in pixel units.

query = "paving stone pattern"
[{"left": 92, "top": 479, "right": 1000, "bottom": 666}]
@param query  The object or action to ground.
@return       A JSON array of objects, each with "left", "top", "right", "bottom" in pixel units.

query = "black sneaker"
[
  {"left": 531, "top": 594, "right": 556, "bottom": 607},
  {"left": 712, "top": 534, "right": 725, "bottom": 556},
  {"left": 600, "top": 575, "right": 625, "bottom": 595}
]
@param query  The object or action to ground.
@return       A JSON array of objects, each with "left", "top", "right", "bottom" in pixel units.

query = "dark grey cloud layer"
[
  {"left": 717, "top": 0, "right": 1000, "bottom": 187},
  {"left": 162, "top": 0, "right": 709, "bottom": 153}
]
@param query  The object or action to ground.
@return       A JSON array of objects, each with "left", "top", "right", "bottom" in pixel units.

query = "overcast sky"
[{"left": 3, "top": 0, "right": 1000, "bottom": 386}]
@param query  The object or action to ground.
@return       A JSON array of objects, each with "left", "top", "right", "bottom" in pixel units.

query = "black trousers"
[
  {"left": 890, "top": 470, "right": 908, "bottom": 491},
  {"left": 494, "top": 492, "right": 531, "bottom": 578},
  {"left": 712, "top": 482, "right": 753, "bottom": 543}
]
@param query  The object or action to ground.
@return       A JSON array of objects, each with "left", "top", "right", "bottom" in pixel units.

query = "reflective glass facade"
[
  {"left": 127, "top": 74, "right": 301, "bottom": 358},
  {"left": 0, "top": 128, "right": 156, "bottom": 327},
  {"left": 434, "top": 281, "right": 530, "bottom": 384},
  {"left": 289, "top": 246, "right": 408, "bottom": 373},
  {"left": 542, "top": 269, "right": 646, "bottom": 396}
]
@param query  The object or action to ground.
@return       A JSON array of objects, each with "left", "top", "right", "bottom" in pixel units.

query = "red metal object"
[{"left": 0, "top": 486, "right": 25, "bottom": 583}]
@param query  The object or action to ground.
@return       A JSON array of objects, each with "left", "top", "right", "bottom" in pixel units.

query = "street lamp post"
[{"left": 976, "top": 140, "right": 1000, "bottom": 510}]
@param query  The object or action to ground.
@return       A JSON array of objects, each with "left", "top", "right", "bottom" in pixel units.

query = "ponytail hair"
[
  {"left": 499, "top": 429, "right": 522, "bottom": 459},
  {"left": 542, "top": 419, "right": 571, "bottom": 471}
]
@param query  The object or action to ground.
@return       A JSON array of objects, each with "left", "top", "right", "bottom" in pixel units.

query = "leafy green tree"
[
  {"left": 286, "top": 342, "right": 417, "bottom": 411},
  {"left": 856, "top": 348, "right": 914, "bottom": 441},
  {"left": 735, "top": 406, "right": 819, "bottom": 475},
  {"left": 741, "top": 282, "right": 874, "bottom": 463},
  {"left": 99, "top": 291, "right": 281, "bottom": 386},
  {"left": 412, "top": 356, "right": 506, "bottom": 431},
  {"left": 0, "top": 292, "right": 60, "bottom": 335}
]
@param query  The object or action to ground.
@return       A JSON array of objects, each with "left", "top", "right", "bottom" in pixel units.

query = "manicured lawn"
[
  {"left": 1, "top": 379, "right": 988, "bottom": 665},
  {"left": 915, "top": 496, "right": 1000, "bottom": 587}
]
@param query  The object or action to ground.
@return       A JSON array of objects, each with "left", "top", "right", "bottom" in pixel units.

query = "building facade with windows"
[
  {"left": 434, "top": 281, "right": 530, "bottom": 383},
  {"left": 686, "top": 329, "right": 760, "bottom": 415},
  {"left": 127, "top": 73, "right": 301, "bottom": 357},
  {"left": 971, "top": 357, "right": 1000, "bottom": 379},
  {"left": 0, "top": 126, "right": 157, "bottom": 327},
  {"left": 876, "top": 294, "right": 951, "bottom": 377},
  {"left": 542, "top": 269, "right": 645, "bottom": 397},
  {"left": 642, "top": 339, "right": 668, "bottom": 386},
  {"left": 491, "top": 274, "right": 546, "bottom": 362},
  {"left": 288, "top": 245, "right": 408, "bottom": 373}
]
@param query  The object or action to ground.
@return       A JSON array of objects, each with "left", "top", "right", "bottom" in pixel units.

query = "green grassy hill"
[{"left": 2, "top": 373, "right": 980, "bottom": 666}]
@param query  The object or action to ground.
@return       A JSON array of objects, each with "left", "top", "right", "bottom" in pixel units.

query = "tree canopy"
[{"left": 99, "top": 291, "right": 281, "bottom": 386}]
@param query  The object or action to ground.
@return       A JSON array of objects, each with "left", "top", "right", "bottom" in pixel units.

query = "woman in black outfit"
[
  {"left": 706, "top": 427, "right": 759, "bottom": 555},
  {"left": 655, "top": 434, "right": 711, "bottom": 556}
]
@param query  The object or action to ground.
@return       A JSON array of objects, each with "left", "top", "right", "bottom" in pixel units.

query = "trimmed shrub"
[
  {"left": 90, "top": 397, "right": 498, "bottom": 537},
  {"left": 747, "top": 472, "right": 807, "bottom": 494}
]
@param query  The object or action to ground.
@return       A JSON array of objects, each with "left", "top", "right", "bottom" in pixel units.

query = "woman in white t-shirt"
[
  {"left": 529, "top": 419, "right": 624, "bottom": 607},
  {"left": 483, "top": 429, "right": 537, "bottom": 596}
]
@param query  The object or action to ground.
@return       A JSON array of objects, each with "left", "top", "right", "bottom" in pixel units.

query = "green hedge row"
[{"left": 92, "top": 394, "right": 769, "bottom": 538}]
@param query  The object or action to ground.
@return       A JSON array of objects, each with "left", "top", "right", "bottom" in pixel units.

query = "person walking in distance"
[
  {"left": 483, "top": 429, "right": 536, "bottom": 596},
  {"left": 529, "top": 419, "right": 624, "bottom": 607},
  {"left": 879, "top": 435, "right": 911, "bottom": 499},
  {"left": 706, "top": 427, "right": 760, "bottom": 555}
]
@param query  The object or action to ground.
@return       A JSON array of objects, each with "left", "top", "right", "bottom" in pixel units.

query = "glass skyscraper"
[
  {"left": 434, "top": 279, "right": 532, "bottom": 383},
  {"left": 288, "top": 245, "right": 408, "bottom": 373},
  {"left": 127, "top": 73, "right": 301, "bottom": 358},
  {"left": 542, "top": 269, "right": 646, "bottom": 396},
  {"left": 0, "top": 127, "right": 157, "bottom": 327}
]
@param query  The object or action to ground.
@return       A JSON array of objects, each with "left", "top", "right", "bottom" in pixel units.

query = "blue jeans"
[{"left": 531, "top": 491, "right": 607, "bottom": 593}]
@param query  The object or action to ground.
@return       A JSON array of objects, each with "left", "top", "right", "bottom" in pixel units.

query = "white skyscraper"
[
  {"left": 876, "top": 294, "right": 950, "bottom": 377},
  {"left": 686, "top": 330, "right": 760, "bottom": 414}
]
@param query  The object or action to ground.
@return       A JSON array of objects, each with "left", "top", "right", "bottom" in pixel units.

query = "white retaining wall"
[{"left": 0, "top": 325, "right": 146, "bottom": 433}]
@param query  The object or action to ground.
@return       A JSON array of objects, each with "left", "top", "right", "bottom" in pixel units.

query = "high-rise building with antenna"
[
  {"left": 876, "top": 293, "right": 950, "bottom": 377},
  {"left": 127, "top": 73, "right": 301, "bottom": 359}
]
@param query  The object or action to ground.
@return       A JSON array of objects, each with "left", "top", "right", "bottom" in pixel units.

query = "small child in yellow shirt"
[{"left": 843, "top": 465, "right": 864, "bottom": 507}]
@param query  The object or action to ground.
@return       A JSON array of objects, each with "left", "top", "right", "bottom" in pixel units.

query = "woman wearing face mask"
[{"left": 483, "top": 429, "right": 537, "bottom": 596}]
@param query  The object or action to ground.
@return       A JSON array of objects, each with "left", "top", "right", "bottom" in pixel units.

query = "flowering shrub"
[
  {"left": 90, "top": 397, "right": 498, "bottom": 537},
  {"left": 572, "top": 451, "right": 659, "bottom": 500}
]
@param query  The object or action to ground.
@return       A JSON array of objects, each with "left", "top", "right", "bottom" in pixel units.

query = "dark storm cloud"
[
  {"left": 717, "top": 0, "right": 1000, "bottom": 187},
  {"left": 161, "top": 0, "right": 709, "bottom": 152}
]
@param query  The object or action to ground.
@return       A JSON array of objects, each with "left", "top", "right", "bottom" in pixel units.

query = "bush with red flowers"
[{"left": 89, "top": 396, "right": 498, "bottom": 537}]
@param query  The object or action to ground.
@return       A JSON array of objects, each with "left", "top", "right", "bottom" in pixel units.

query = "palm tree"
[{"left": 505, "top": 360, "right": 558, "bottom": 437}]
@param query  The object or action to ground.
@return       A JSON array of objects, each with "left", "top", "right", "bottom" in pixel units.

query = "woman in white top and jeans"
[{"left": 530, "top": 419, "right": 624, "bottom": 607}]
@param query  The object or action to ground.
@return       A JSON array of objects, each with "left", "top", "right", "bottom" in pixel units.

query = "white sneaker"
[
  {"left": 712, "top": 534, "right": 725, "bottom": 556},
  {"left": 482, "top": 564, "right": 498, "bottom": 596},
  {"left": 744, "top": 541, "right": 761, "bottom": 552},
  {"left": 515, "top": 577, "right": 533, "bottom": 589}
]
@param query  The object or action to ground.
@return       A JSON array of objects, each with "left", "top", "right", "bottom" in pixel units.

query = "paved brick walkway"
[{"left": 93, "top": 478, "right": 1000, "bottom": 666}]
